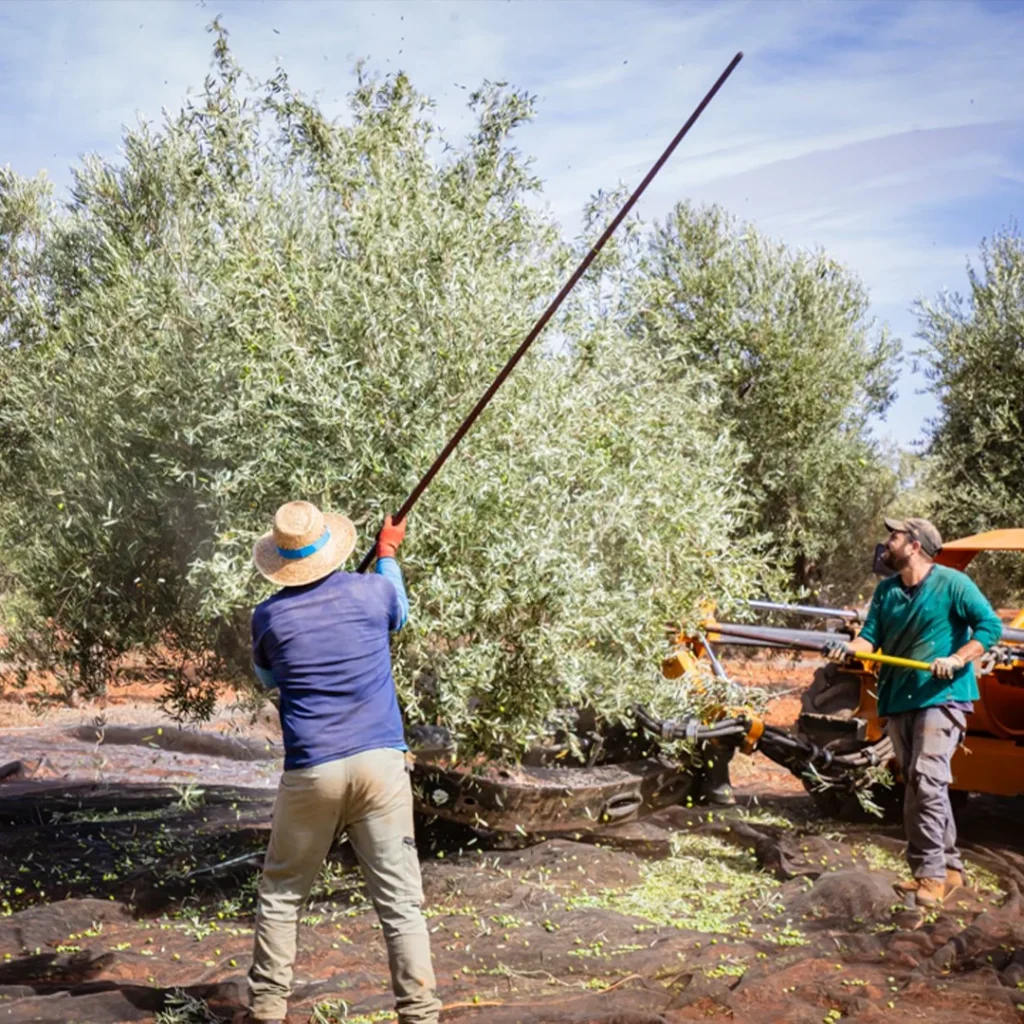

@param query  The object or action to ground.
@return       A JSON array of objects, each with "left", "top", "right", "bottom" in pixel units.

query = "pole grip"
[{"left": 855, "top": 651, "right": 933, "bottom": 672}]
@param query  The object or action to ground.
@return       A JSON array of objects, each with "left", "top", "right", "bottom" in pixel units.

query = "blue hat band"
[{"left": 277, "top": 527, "right": 331, "bottom": 560}]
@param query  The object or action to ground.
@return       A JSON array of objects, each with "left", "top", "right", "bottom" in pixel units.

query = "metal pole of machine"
[
  {"left": 706, "top": 622, "right": 934, "bottom": 673},
  {"left": 745, "top": 599, "right": 861, "bottom": 622}
]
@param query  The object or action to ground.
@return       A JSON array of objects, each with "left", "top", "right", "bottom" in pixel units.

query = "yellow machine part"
[
  {"left": 738, "top": 714, "right": 765, "bottom": 754},
  {"left": 842, "top": 647, "right": 1024, "bottom": 783},
  {"left": 661, "top": 647, "right": 701, "bottom": 680}
]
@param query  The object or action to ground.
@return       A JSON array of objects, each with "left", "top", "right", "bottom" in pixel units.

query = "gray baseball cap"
[{"left": 884, "top": 517, "right": 943, "bottom": 557}]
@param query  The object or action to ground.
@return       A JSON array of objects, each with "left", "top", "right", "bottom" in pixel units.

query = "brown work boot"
[
  {"left": 945, "top": 869, "right": 966, "bottom": 896},
  {"left": 913, "top": 876, "right": 946, "bottom": 908},
  {"left": 895, "top": 870, "right": 967, "bottom": 897}
]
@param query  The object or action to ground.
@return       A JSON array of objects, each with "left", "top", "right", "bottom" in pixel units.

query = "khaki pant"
[
  {"left": 887, "top": 706, "right": 966, "bottom": 880},
  {"left": 249, "top": 747, "right": 440, "bottom": 1023}
]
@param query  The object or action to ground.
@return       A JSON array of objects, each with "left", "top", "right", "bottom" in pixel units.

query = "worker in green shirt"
[{"left": 823, "top": 517, "right": 1003, "bottom": 908}]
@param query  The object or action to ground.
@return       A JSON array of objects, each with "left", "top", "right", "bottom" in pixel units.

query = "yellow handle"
[{"left": 856, "top": 650, "right": 933, "bottom": 672}]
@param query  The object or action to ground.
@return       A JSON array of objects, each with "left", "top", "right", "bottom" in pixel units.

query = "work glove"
[
  {"left": 822, "top": 639, "right": 854, "bottom": 664},
  {"left": 376, "top": 514, "right": 407, "bottom": 559},
  {"left": 931, "top": 654, "right": 965, "bottom": 680}
]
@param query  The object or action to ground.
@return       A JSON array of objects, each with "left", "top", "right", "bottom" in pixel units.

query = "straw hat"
[{"left": 253, "top": 501, "right": 357, "bottom": 586}]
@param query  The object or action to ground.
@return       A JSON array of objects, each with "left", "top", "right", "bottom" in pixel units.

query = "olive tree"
[
  {"left": 918, "top": 226, "right": 1024, "bottom": 604},
  {"left": 628, "top": 202, "right": 902, "bottom": 600},
  {"left": 0, "top": 28, "right": 774, "bottom": 754}
]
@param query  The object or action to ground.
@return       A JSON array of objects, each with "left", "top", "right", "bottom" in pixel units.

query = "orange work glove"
[{"left": 377, "top": 514, "right": 407, "bottom": 559}]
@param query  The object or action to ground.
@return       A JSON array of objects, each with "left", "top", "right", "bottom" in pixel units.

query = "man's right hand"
[{"left": 822, "top": 639, "right": 854, "bottom": 663}]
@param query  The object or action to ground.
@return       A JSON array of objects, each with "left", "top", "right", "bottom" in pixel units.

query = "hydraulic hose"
[
  {"left": 633, "top": 707, "right": 748, "bottom": 743},
  {"left": 635, "top": 707, "right": 894, "bottom": 782}
]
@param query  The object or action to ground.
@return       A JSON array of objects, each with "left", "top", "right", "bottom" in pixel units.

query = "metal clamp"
[{"left": 740, "top": 715, "right": 765, "bottom": 754}]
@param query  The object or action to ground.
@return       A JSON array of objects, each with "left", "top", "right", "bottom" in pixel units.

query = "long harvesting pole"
[{"left": 356, "top": 51, "right": 745, "bottom": 572}]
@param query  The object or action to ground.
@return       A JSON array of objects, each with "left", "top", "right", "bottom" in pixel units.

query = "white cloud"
[{"left": 1, "top": 0, "right": 1021, "bottom": 447}]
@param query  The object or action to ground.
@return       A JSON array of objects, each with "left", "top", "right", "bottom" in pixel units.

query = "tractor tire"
[
  {"left": 801, "top": 663, "right": 863, "bottom": 719},
  {"left": 798, "top": 664, "right": 902, "bottom": 822}
]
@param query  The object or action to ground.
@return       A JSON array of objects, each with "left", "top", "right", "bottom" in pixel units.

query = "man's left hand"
[
  {"left": 931, "top": 654, "right": 965, "bottom": 679},
  {"left": 377, "top": 514, "right": 407, "bottom": 559}
]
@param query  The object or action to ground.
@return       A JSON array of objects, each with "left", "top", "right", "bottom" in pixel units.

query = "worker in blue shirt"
[{"left": 243, "top": 500, "right": 439, "bottom": 1024}]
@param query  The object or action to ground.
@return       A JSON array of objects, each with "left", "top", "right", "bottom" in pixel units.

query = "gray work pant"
[
  {"left": 886, "top": 706, "right": 966, "bottom": 880},
  {"left": 249, "top": 747, "right": 441, "bottom": 1023}
]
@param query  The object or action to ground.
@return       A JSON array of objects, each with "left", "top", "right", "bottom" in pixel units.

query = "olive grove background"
[
  {"left": 7, "top": 28, "right": 1015, "bottom": 754},
  {"left": 916, "top": 226, "right": 1024, "bottom": 606},
  {"left": 626, "top": 202, "right": 902, "bottom": 603}
]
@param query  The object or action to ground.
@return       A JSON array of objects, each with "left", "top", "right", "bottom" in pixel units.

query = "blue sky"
[{"left": 2, "top": 0, "right": 1022, "bottom": 449}]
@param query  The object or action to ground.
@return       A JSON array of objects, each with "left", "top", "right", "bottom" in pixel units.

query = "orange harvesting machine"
[{"left": 652, "top": 529, "right": 1024, "bottom": 810}]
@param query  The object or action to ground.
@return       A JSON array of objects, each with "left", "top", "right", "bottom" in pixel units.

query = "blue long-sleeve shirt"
[
  {"left": 374, "top": 556, "right": 409, "bottom": 630},
  {"left": 251, "top": 559, "right": 410, "bottom": 769}
]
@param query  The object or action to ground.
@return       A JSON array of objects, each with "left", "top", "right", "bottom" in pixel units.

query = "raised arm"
[{"left": 375, "top": 514, "right": 409, "bottom": 632}]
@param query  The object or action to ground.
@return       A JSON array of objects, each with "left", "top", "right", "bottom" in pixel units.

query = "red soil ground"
[{"left": 4, "top": 650, "right": 1024, "bottom": 1024}]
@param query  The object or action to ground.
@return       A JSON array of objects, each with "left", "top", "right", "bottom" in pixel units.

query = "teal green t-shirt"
[{"left": 859, "top": 564, "right": 1002, "bottom": 716}]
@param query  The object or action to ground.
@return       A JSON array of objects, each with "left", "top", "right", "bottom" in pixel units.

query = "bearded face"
[{"left": 882, "top": 531, "right": 915, "bottom": 571}]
